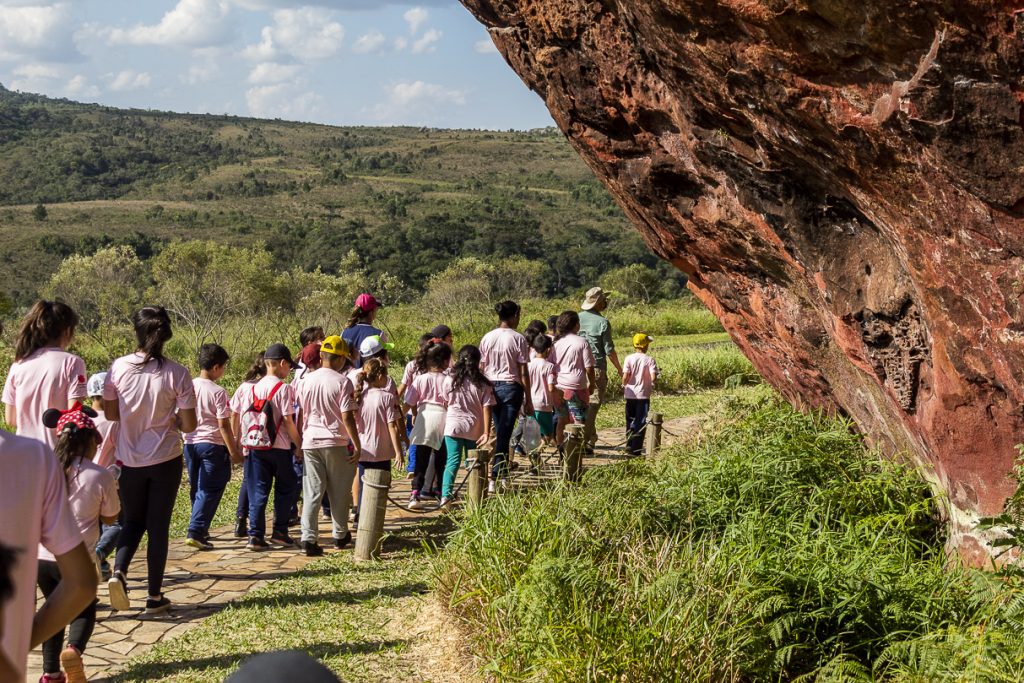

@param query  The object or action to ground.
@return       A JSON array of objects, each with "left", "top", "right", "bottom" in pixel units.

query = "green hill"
[{"left": 0, "top": 86, "right": 676, "bottom": 305}]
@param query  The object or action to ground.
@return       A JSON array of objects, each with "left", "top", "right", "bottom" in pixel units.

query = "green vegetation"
[
  {"left": 0, "top": 87, "right": 683, "bottom": 304},
  {"left": 435, "top": 391, "right": 1024, "bottom": 681}
]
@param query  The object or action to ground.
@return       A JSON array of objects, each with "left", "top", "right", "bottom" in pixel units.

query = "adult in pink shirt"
[
  {"left": 478, "top": 301, "right": 533, "bottom": 483},
  {"left": 442, "top": 345, "right": 495, "bottom": 504},
  {"left": 0, "top": 429, "right": 95, "bottom": 682},
  {"left": 103, "top": 306, "right": 197, "bottom": 616},
  {"left": 551, "top": 311, "right": 596, "bottom": 445},
  {"left": 2, "top": 301, "right": 87, "bottom": 448},
  {"left": 296, "top": 336, "right": 361, "bottom": 556}
]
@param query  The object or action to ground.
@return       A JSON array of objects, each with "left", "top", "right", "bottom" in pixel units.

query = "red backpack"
[{"left": 240, "top": 382, "right": 284, "bottom": 451}]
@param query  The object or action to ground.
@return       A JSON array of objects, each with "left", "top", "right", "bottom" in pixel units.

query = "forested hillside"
[{"left": 0, "top": 85, "right": 678, "bottom": 305}]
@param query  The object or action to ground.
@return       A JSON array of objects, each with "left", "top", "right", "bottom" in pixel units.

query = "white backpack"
[{"left": 240, "top": 382, "right": 284, "bottom": 451}]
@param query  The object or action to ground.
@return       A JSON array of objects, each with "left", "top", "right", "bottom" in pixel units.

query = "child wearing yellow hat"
[{"left": 621, "top": 333, "right": 660, "bottom": 455}]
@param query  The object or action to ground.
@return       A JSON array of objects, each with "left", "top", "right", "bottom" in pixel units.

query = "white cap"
[
  {"left": 87, "top": 372, "right": 107, "bottom": 398},
  {"left": 359, "top": 334, "right": 394, "bottom": 358}
]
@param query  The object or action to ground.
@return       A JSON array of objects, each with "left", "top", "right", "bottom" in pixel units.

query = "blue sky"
[{"left": 0, "top": 0, "right": 555, "bottom": 129}]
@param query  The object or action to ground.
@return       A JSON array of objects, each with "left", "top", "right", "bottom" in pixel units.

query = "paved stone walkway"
[{"left": 25, "top": 415, "right": 699, "bottom": 682}]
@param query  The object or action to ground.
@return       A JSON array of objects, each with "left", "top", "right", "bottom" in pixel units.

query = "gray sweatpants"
[{"left": 301, "top": 446, "right": 356, "bottom": 543}]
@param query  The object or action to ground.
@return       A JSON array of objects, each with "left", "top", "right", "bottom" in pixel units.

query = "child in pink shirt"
[
  {"left": 442, "top": 345, "right": 494, "bottom": 505},
  {"left": 405, "top": 340, "right": 452, "bottom": 509},
  {"left": 528, "top": 334, "right": 558, "bottom": 447},
  {"left": 622, "top": 334, "right": 661, "bottom": 455},
  {"left": 551, "top": 311, "right": 595, "bottom": 445},
  {"left": 2, "top": 300, "right": 87, "bottom": 448},
  {"left": 87, "top": 372, "right": 121, "bottom": 581},
  {"left": 229, "top": 353, "right": 265, "bottom": 539}
]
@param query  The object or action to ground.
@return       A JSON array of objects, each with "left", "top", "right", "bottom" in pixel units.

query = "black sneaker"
[
  {"left": 145, "top": 596, "right": 171, "bottom": 614},
  {"left": 301, "top": 541, "right": 324, "bottom": 557},
  {"left": 246, "top": 537, "right": 269, "bottom": 552},
  {"left": 270, "top": 532, "right": 298, "bottom": 548},
  {"left": 334, "top": 532, "right": 352, "bottom": 549},
  {"left": 107, "top": 571, "right": 130, "bottom": 611},
  {"left": 287, "top": 516, "right": 300, "bottom": 528},
  {"left": 234, "top": 518, "right": 248, "bottom": 538}
]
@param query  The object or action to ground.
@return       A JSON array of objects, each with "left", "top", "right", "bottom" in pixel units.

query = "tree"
[
  {"left": 602, "top": 264, "right": 666, "bottom": 304},
  {"left": 32, "top": 203, "right": 47, "bottom": 221},
  {"left": 422, "top": 257, "right": 546, "bottom": 328}
]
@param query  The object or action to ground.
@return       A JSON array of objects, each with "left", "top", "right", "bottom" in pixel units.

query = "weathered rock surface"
[{"left": 462, "top": 0, "right": 1024, "bottom": 563}]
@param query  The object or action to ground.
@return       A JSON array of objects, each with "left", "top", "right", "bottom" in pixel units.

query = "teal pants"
[{"left": 443, "top": 436, "right": 476, "bottom": 499}]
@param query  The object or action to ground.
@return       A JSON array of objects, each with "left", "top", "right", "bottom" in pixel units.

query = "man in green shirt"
[{"left": 578, "top": 287, "right": 622, "bottom": 451}]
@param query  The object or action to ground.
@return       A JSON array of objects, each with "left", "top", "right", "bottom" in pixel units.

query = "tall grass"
[{"left": 434, "top": 395, "right": 1021, "bottom": 681}]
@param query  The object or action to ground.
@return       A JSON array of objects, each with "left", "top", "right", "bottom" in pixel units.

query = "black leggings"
[
  {"left": 38, "top": 560, "right": 97, "bottom": 673},
  {"left": 412, "top": 446, "right": 445, "bottom": 494},
  {"left": 115, "top": 455, "right": 183, "bottom": 597}
]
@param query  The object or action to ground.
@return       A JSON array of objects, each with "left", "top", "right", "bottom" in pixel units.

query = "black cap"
[
  {"left": 430, "top": 324, "right": 452, "bottom": 340},
  {"left": 264, "top": 343, "right": 296, "bottom": 367}
]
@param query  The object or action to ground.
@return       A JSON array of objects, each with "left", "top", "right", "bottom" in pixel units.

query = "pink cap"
[{"left": 355, "top": 293, "right": 381, "bottom": 312}]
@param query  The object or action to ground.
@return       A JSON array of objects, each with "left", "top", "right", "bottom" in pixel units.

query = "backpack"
[{"left": 240, "top": 381, "right": 285, "bottom": 451}]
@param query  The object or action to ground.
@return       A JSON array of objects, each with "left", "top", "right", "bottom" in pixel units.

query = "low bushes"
[{"left": 434, "top": 394, "right": 1024, "bottom": 681}]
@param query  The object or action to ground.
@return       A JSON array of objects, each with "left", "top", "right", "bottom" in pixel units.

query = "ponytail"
[
  {"left": 452, "top": 345, "right": 490, "bottom": 392},
  {"left": 346, "top": 305, "right": 371, "bottom": 329},
  {"left": 354, "top": 358, "right": 388, "bottom": 406},
  {"left": 416, "top": 339, "right": 452, "bottom": 373},
  {"left": 14, "top": 300, "right": 79, "bottom": 361},
  {"left": 243, "top": 352, "right": 267, "bottom": 382},
  {"left": 53, "top": 428, "right": 96, "bottom": 487},
  {"left": 523, "top": 319, "right": 547, "bottom": 349},
  {"left": 554, "top": 311, "right": 579, "bottom": 342},
  {"left": 133, "top": 305, "right": 173, "bottom": 367}
]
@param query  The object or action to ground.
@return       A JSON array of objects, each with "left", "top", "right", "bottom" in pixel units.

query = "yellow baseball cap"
[
  {"left": 632, "top": 333, "right": 653, "bottom": 349},
  {"left": 320, "top": 335, "right": 350, "bottom": 358}
]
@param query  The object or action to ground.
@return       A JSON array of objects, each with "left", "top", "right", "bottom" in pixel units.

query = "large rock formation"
[{"left": 462, "top": 0, "right": 1024, "bottom": 563}]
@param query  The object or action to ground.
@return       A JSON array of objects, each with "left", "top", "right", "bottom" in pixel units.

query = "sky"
[{"left": 0, "top": 0, "right": 556, "bottom": 130}]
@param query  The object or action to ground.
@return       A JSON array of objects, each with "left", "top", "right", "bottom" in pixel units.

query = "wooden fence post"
[
  {"left": 645, "top": 412, "right": 664, "bottom": 460},
  {"left": 354, "top": 468, "right": 391, "bottom": 561},
  {"left": 466, "top": 449, "right": 489, "bottom": 509},
  {"left": 564, "top": 424, "right": 584, "bottom": 482}
]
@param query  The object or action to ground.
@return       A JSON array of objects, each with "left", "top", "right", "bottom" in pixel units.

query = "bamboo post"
[
  {"left": 466, "top": 449, "right": 489, "bottom": 509},
  {"left": 645, "top": 412, "right": 664, "bottom": 460},
  {"left": 563, "top": 424, "right": 584, "bottom": 482},
  {"left": 354, "top": 468, "right": 391, "bottom": 561}
]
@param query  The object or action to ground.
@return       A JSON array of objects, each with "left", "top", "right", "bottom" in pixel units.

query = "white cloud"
[
  {"left": 403, "top": 6, "right": 427, "bottom": 34},
  {"left": 411, "top": 28, "right": 440, "bottom": 54},
  {"left": 352, "top": 30, "right": 385, "bottom": 54},
  {"left": 246, "top": 83, "right": 323, "bottom": 120},
  {"left": 393, "top": 36, "right": 408, "bottom": 51},
  {"left": 247, "top": 61, "right": 301, "bottom": 84},
  {"left": 242, "top": 7, "right": 344, "bottom": 62},
  {"left": 108, "top": 69, "right": 152, "bottom": 91},
  {"left": 372, "top": 80, "right": 466, "bottom": 124},
  {"left": 182, "top": 61, "right": 220, "bottom": 85},
  {"left": 65, "top": 74, "right": 99, "bottom": 98},
  {"left": 12, "top": 62, "right": 60, "bottom": 79},
  {"left": 0, "top": 3, "right": 78, "bottom": 62},
  {"left": 474, "top": 38, "right": 498, "bottom": 54},
  {"left": 106, "top": 0, "right": 232, "bottom": 48}
]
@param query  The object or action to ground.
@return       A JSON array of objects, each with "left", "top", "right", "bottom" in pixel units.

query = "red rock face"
[{"left": 462, "top": 0, "right": 1024, "bottom": 564}]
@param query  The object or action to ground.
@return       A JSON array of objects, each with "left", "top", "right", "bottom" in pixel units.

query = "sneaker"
[
  {"left": 440, "top": 497, "right": 451, "bottom": 507},
  {"left": 487, "top": 480, "right": 495, "bottom": 494},
  {"left": 60, "top": 646, "right": 85, "bottom": 683},
  {"left": 270, "top": 532, "right": 298, "bottom": 548},
  {"left": 301, "top": 541, "right": 324, "bottom": 557},
  {"left": 420, "top": 489, "right": 438, "bottom": 500},
  {"left": 323, "top": 507, "right": 332, "bottom": 519},
  {"left": 184, "top": 536, "right": 213, "bottom": 551},
  {"left": 429, "top": 489, "right": 442, "bottom": 499},
  {"left": 234, "top": 517, "right": 248, "bottom": 538},
  {"left": 287, "top": 516, "right": 301, "bottom": 528},
  {"left": 145, "top": 596, "right": 171, "bottom": 614},
  {"left": 407, "top": 494, "right": 425, "bottom": 511},
  {"left": 405, "top": 471, "right": 415, "bottom": 480},
  {"left": 107, "top": 571, "right": 130, "bottom": 611},
  {"left": 334, "top": 532, "right": 352, "bottom": 549},
  {"left": 39, "top": 674, "right": 65, "bottom": 682},
  {"left": 246, "top": 537, "right": 269, "bottom": 552}
]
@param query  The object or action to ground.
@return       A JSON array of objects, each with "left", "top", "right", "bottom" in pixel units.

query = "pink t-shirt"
[
  {"left": 0, "top": 432, "right": 82, "bottom": 680},
  {"left": 622, "top": 352, "right": 660, "bottom": 400},
  {"left": 2, "top": 347, "right": 87, "bottom": 448},
  {"left": 528, "top": 357, "right": 557, "bottom": 412},
  {"left": 92, "top": 411, "right": 119, "bottom": 468},
  {"left": 552, "top": 334, "right": 595, "bottom": 391},
  {"left": 479, "top": 327, "right": 529, "bottom": 384},
  {"left": 103, "top": 353, "right": 196, "bottom": 467},
  {"left": 443, "top": 376, "right": 495, "bottom": 441},
  {"left": 400, "top": 360, "right": 418, "bottom": 389},
  {"left": 184, "top": 377, "right": 230, "bottom": 446},
  {"left": 346, "top": 367, "right": 397, "bottom": 397},
  {"left": 404, "top": 371, "right": 450, "bottom": 408},
  {"left": 358, "top": 386, "right": 400, "bottom": 462},
  {"left": 249, "top": 375, "right": 296, "bottom": 451},
  {"left": 39, "top": 458, "right": 119, "bottom": 562},
  {"left": 229, "top": 380, "right": 256, "bottom": 415},
  {"left": 297, "top": 368, "right": 355, "bottom": 450}
]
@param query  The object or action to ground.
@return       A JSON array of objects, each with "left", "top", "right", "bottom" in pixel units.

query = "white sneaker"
[
  {"left": 107, "top": 571, "right": 130, "bottom": 611},
  {"left": 408, "top": 495, "right": 424, "bottom": 511},
  {"left": 440, "top": 497, "right": 451, "bottom": 507}
]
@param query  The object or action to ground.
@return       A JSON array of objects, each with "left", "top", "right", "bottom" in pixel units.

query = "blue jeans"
[
  {"left": 95, "top": 521, "right": 120, "bottom": 560},
  {"left": 246, "top": 448, "right": 299, "bottom": 539},
  {"left": 405, "top": 414, "right": 416, "bottom": 473},
  {"left": 185, "top": 443, "right": 232, "bottom": 537},
  {"left": 491, "top": 381, "right": 524, "bottom": 479}
]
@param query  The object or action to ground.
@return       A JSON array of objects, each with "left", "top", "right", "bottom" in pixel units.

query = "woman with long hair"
[
  {"left": 441, "top": 345, "right": 494, "bottom": 505},
  {"left": 341, "top": 293, "right": 386, "bottom": 369},
  {"left": 2, "top": 300, "right": 87, "bottom": 448},
  {"left": 104, "top": 306, "right": 197, "bottom": 616}
]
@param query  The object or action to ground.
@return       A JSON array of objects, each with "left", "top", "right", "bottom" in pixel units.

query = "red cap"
[{"left": 355, "top": 293, "right": 381, "bottom": 312}]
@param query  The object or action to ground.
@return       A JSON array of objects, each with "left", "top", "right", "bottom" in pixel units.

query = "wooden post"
[
  {"left": 645, "top": 412, "right": 664, "bottom": 460},
  {"left": 354, "top": 468, "right": 391, "bottom": 561},
  {"left": 563, "top": 424, "right": 584, "bottom": 482},
  {"left": 466, "top": 449, "right": 489, "bottom": 509}
]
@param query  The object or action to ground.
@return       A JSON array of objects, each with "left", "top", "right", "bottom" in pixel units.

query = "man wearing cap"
[
  {"left": 342, "top": 293, "right": 386, "bottom": 369},
  {"left": 578, "top": 287, "right": 622, "bottom": 451},
  {"left": 295, "top": 336, "right": 362, "bottom": 556}
]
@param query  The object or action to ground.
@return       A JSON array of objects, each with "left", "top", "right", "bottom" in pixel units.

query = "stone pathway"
[{"left": 25, "top": 415, "right": 700, "bottom": 682}]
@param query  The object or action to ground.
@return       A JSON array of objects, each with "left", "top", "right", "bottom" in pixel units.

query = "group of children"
[{"left": 0, "top": 292, "right": 660, "bottom": 683}]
